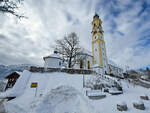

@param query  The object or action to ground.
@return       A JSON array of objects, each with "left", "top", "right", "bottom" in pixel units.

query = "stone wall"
[{"left": 29, "top": 66, "right": 95, "bottom": 75}]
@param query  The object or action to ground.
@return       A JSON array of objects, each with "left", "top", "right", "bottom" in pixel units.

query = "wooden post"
[{"left": 35, "top": 87, "right": 37, "bottom": 97}]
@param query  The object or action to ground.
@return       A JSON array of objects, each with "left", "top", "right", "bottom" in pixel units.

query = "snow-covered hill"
[
  {"left": 1, "top": 70, "right": 96, "bottom": 113},
  {"left": 0, "top": 71, "right": 150, "bottom": 113}
]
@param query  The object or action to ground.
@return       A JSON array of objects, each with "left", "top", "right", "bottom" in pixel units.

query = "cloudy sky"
[{"left": 0, "top": 0, "right": 150, "bottom": 69}]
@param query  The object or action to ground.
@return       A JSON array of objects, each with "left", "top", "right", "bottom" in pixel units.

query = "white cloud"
[{"left": 0, "top": 0, "right": 150, "bottom": 69}]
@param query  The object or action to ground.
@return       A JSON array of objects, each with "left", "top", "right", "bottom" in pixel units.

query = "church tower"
[{"left": 91, "top": 13, "right": 108, "bottom": 74}]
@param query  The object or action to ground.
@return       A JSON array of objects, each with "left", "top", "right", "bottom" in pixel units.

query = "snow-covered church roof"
[
  {"left": 79, "top": 48, "right": 93, "bottom": 57},
  {"left": 43, "top": 50, "right": 62, "bottom": 60}
]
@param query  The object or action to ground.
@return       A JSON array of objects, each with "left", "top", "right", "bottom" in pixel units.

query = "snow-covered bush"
[{"left": 85, "top": 75, "right": 122, "bottom": 91}]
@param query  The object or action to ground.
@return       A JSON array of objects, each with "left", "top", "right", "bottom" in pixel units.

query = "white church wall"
[
  {"left": 74, "top": 55, "right": 93, "bottom": 70},
  {"left": 44, "top": 58, "right": 62, "bottom": 69}
]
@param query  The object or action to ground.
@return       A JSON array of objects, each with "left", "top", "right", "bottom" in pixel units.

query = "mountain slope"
[{"left": 0, "top": 64, "right": 32, "bottom": 78}]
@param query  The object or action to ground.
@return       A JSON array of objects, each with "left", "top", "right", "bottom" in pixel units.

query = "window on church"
[
  {"left": 88, "top": 61, "right": 90, "bottom": 69},
  {"left": 80, "top": 60, "right": 83, "bottom": 69},
  {"left": 59, "top": 62, "right": 61, "bottom": 66}
]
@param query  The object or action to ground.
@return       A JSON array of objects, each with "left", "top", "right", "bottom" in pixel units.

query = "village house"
[
  {"left": 108, "top": 64, "right": 123, "bottom": 77},
  {"left": 108, "top": 60, "right": 123, "bottom": 77},
  {"left": 5, "top": 72, "right": 20, "bottom": 90}
]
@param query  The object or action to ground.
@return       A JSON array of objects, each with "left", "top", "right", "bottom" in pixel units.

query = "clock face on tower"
[{"left": 94, "top": 35, "right": 98, "bottom": 41}]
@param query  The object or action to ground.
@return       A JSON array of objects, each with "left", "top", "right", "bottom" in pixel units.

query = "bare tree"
[
  {"left": 0, "top": 0, "right": 25, "bottom": 18},
  {"left": 55, "top": 32, "right": 82, "bottom": 68}
]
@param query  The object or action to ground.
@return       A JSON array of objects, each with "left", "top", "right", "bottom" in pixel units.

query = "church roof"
[
  {"left": 5, "top": 71, "right": 21, "bottom": 79},
  {"left": 43, "top": 52, "right": 62, "bottom": 60},
  {"left": 79, "top": 48, "right": 92, "bottom": 57}
]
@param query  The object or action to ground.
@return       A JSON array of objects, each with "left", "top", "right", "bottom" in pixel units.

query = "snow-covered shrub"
[{"left": 85, "top": 75, "right": 123, "bottom": 92}]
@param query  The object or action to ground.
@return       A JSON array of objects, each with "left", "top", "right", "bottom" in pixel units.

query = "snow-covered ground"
[
  {"left": 90, "top": 80, "right": 150, "bottom": 113},
  {"left": 1, "top": 70, "right": 150, "bottom": 113},
  {"left": 2, "top": 70, "right": 89, "bottom": 113}
]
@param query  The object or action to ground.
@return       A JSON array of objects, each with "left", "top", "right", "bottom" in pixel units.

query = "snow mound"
[
  {"left": 34, "top": 85, "right": 97, "bottom": 113},
  {"left": 6, "top": 103, "right": 27, "bottom": 113}
]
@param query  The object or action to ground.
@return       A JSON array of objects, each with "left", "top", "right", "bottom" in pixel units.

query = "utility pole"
[{"left": 83, "top": 74, "right": 85, "bottom": 88}]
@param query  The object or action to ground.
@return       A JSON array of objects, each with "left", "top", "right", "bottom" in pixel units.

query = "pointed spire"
[{"left": 93, "top": 12, "right": 99, "bottom": 19}]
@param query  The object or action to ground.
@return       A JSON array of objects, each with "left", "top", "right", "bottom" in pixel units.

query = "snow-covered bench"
[{"left": 86, "top": 90, "right": 106, "bottom": 100}]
